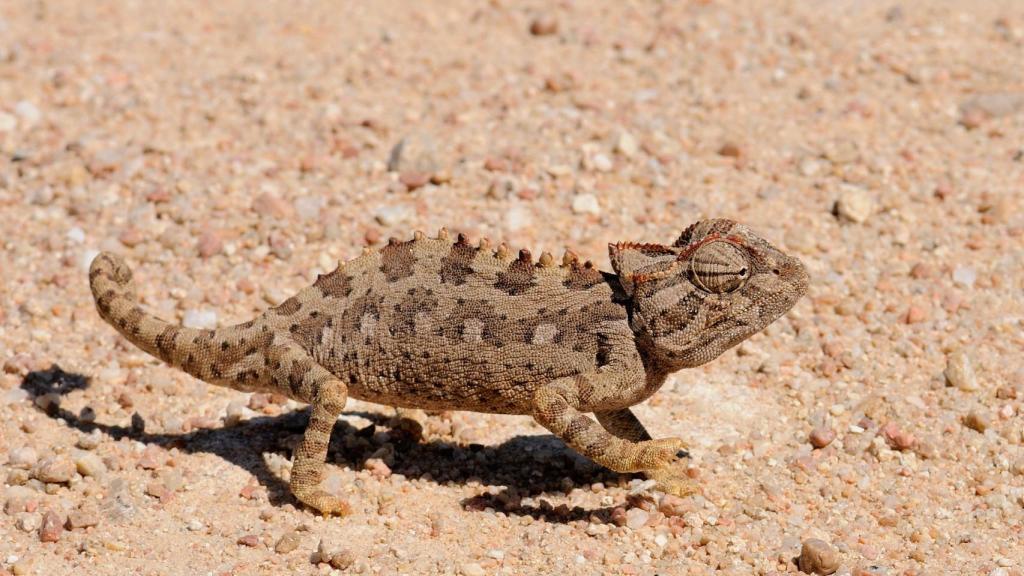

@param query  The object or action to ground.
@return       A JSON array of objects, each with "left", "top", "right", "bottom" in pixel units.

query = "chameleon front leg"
[
  {"left": 262, "top": 344, "right": 351, "bottom": 515},
  {"left": 596, "top": 408, "right": 698, "bottom": 496},
  {"left": 533, "top": 376, "right": 693, "bottom": 493}
]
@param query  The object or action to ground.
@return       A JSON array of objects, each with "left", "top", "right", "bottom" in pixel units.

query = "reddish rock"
[{"left": 39, "top": 510, "right": 63, "bottom": 542}]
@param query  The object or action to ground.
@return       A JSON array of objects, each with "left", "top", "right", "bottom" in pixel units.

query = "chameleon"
[{"left": 89, "top": 218, "right": 808, "bottom": 515}]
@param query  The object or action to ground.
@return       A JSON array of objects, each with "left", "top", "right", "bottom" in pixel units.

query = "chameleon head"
[{"left": 609, "top": 218, "right": 809, "bottom": 369}]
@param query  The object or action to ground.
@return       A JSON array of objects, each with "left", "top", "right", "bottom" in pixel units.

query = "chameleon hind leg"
[{"left": 595, "top": 408, "right": 699, "bottom": 497}]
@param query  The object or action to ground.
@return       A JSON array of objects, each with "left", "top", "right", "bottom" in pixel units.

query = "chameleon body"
[{"left": 89, "top": 218, "right": 808, "bottom": 514}]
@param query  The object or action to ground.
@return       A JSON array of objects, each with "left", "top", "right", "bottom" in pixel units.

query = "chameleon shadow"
[{"left": 21, "top": 365, "right": 624, "bottom": 523}]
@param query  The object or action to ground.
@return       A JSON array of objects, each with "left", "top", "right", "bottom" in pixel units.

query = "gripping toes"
[{"left": 640, "top": 437, "right": 691, "bottom": 469}]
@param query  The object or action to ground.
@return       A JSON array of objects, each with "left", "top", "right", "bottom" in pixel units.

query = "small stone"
[
  {"left": 909, "top": 262, "right": 934, "bottom": 279},
  {"left": 657, "top": 494, "right": 687, "bottom": 517},
  {"left": 590, "top": 153, "right": 613, "bottom": 172},
  {"left": 952, "top": 266, "right": 977, "bottom": 288},
  {"left": 4, "top": 486, "right": 39, "bottom": 515},
  {"left": 798, "top": 538, "right": 840, "bottom": 575},
  {"left": 461, "top": 562, "right": 486, "bottom": 576},
  {"left": 17, "top": 512, "right": 42, "bottom": 532},
  {"left": 182, "top": 309, "right": 217, "bottom": 330},
  {"left": 387, "top": 134, "right": 439, "bottom": 174},
  {"left": 294, "top": 196, "right": 324, "bottom": 220},
  {"left": 614, "top": 131, "right": 639, "bottom": 158},
  {"left": 625, "top": 507, "right": 650, "bottom": 530},
  {"left": 880, "top": 422, "right": 915, "bottom": 450},
  {"left": 76, "top": 430, "right": 103, "bottom": 450},
  {"left": 197, "top": 230, "right": 223, "bottom": 258},
  {"left": 275, "top": 531, "right": 302, "bottom": 554},
  {"left": 718, "top": 142, "right": 743, "bottom": 158},
  {"left": 363, "top": 458, "right": 392, "bottom": 479},
  {"left": 186, "top": 519, "right": 204, "bottom": 532},
  {"left": 138, "top": 445, "right": 166, "bottom": 470},
  {"left": 316, "top": 539, "right": 355, "bottom": 569},
  {"left": 118, "top": 227, "right": 145, "bottom": 248},
  {"left": 399, "top": 171, "right": 431, "bottom": 190},
  {"left": 809, "top": 427, "right": 836, "bottom": 449},
  {"left": 9, "top": 447, "right": 38, "bottom": 469},
  {"left": 32, "top": 456, "right": 75, "bottom": 484},
  {"left": 39, "top": 511, "right": 63, "bottom": 542},
  {"left": 74, "top": 453, "right": 107, "bottom": 478},
  {"left": 571, "top": 194, "right": 601, "bottom": 215},
  {"left": 959, "top": 92, "right": 1024, "bottom": 128},
  {"left": 374, "top": 203, "right": 416, "bottom": 226},
  {"left": 835, "top": 187, "right": 874, "bottom": 223},
  {"left": 963, "top": 410, "right": 990, "bottom": 433},
  {"left": 237, "top": 534, "right": 260, "bottom": 547},
  {"left": 529, "top": 15, "right": 558, "bottom": 36},
  {"left": 15, "top": 100, "right": 42, "bottom": 127},
  {"left": 944, "top": 350, "right": 979, "bottom": 391},
  {"left": 904, "top": 304, "right": 929, "bottom": 324},
  {"left": 66, "top": 509, "right": 100, "bottom": 530},
  {"left": 252, "top": 192, "right": 293, "bottom": 219}
]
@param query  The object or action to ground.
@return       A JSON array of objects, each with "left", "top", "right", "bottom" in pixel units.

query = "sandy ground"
[{"left": 1, "top": 0, "right": 1023, "bottom": 574}]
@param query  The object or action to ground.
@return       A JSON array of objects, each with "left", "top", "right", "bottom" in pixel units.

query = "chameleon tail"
[{"left": 89, "top": 252, "right": 267, "bottom": 384}]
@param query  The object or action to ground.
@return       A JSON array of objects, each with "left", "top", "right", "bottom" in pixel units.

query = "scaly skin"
[{"left": 90, "top": 219, "right": 808, "bottom": 514}]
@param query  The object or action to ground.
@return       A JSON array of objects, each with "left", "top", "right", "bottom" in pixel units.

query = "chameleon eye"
[{"left": 688, "top": 241, "right": 750, "bottom": 294}]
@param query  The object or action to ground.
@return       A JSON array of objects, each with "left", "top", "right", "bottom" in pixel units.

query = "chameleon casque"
[{"left": 89, "top": 218, "right": 808, "bottom": 515}]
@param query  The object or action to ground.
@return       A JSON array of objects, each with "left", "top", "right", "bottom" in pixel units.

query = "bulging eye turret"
[{"left": 688, "top": 241, "right": 750, "bottom": 294}]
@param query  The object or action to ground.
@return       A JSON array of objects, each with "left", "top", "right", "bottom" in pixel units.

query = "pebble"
[
  {"left": 74, "top": 452, "right": 107, "bottom": 478},
  {"left": 252, "top": 192, "right": 293, "bottom": 219},
  {"left": 529, "top": 15, "right": 559, "bottom": 36},
  {"left": 625, "top": 508, "right": 650, "bottom": 530},
  {"left": 387, "top": 134, "right": 439, "bottom": 174},
  {"left": 798, "top": 538, "right": 840, "bottom": 575},
  {"left": 32, "top": 456, "right": 76, "bottom": 484},
  {"left": 76, "top": 430, "right": 103, "bottom": 450},
  {"left": 944, "top": 350, "right": 979, "bottom": 391},
  {"left": 66, "top": 509, "right": 100, "bottom": 530},
  {"left": 374, "top": 203, "right": 416, "bottom": 226},
  {"left": 196, "top": 230, "right": 223, "bottom": 258},
  {"left": 186, "top": 519, "right": 204, "bottom": 532},
  {"left": 809, "top": 427, "right": 836, "bottom": 449},
  {"left": 275, "top": 531, "right": 302, "bottom": 554},
  {"left": 182, "top": 309, "right": 217, "bottom": 330},
  {"left": 39, "top": 511, "right": 63, "bottom": 542},
  {"left": 571, "top": 194, "right": 601, "bottom": 215},
  {"left": 657, "top": 494, "right": 687, "bottom": 517},
  {"left": 880, "top": 422, "right": 915, "bottom": 451},
  {"left": 461, "top": 562, "right": 486, "bottom": 576},
  {"left": 9, "top": 447, "right": 38, "bottom": 469},
  {"left": 294, "top": 196, "right": 324, "bottom": 220},
  {"left": 963, "top": 410, "right": 990, "bottom": 433},
  {"left": 959, "top": 92, "right": 1024, "bottom": 127},
  {"left": 614, "top": 131, "right": 639, "bottom": 158},
  {"left": 835, "top": 187, "right": 874, "bottom": 223},
  {"left": 14, "top": 100, "right": 42, "bottom": 127},
  {"left": 363, "top": 458, "right": 392, "bottom": 479},
  {"left": 17, "top": 512, "right": 42, "bottom": 533},
  {"left": 718, "top": 142, "right": 743, "bottom": 158},
  {"left": 4, "top": 486, "right": 39, "bottom": 515},
  {"left": 591, "top": 153, "right": 613, "bottom": 172},
  {"left": 399, "top": 171, "right": 431, "bottom": 190},
  {"left": 237, "top": 534, "right": 260, "bottom": 547},
  {"left": 952, "top": 266, "right": 977, "bottom": 288}
]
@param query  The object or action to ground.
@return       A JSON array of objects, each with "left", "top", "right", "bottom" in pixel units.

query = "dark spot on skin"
[
  {"left": 380, "top": 239, "right": 416, "bottom": 282},
  {"left": 314, "top": 267, "right": 354, "bottom": 299},
  {"left": 495, "top": 257, "right": 536, "bottom": 295},
  {"left": 440, "top": 242, "right": 477, "bottom": 286},
  {"left": 563, "top": 260, "right": 603, "bottom": 291},
  {"left": 274, "top": 297, "right": 302, "bottom": 316}
]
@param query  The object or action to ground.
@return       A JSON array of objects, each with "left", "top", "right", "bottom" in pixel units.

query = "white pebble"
[
  {"left": 505, "top": 205, "right": 532, "bottom": 231},
  {"left": 461, "top": 563, "right": 485, "bottom": 576},
  {"left": 67, "top": 227, "right": 86, "bottom": 244},
  {"left": 952, "top": 266, "right": 976, "bottom": 288},
  {"left": 0, "top": 112, "right": 16, "bottom": 132},
  {"left": 294, "top": 196, "right": 324, "bottom": 221},
  {"left": 182, "top": 309, "right": 218, "bottom": 329},
  {"left": 625, "top": 508, "right": 649, "bottom": 530},
  {"left": 571, "top": 194, "right": 601, "bottom": 216},
  {"left": 591, "top": 153, "right": 613, "bottom": 172},
  {"left": 835, "top": 186, "right": 873, "bottom": 223},
  {"left": 654, "top": 534, "right": 669, "bottom": 547},
  {"left": 374, "top": 203, "right": 415, "bottom": 227},
  {"left": 614, "top": 131, "right": 639, "bottom": 158},
  {"left": 186, "top": 519, "right": 204, "bottom": 531},
  {"left": 14, "top": 100, "right": 41, "bottom": 127}
]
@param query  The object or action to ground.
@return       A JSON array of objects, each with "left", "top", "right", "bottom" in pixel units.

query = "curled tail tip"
[{"left": 89, "top": 252, "right": 134, "bottom": 290}]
